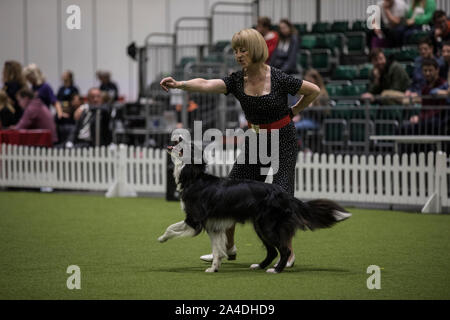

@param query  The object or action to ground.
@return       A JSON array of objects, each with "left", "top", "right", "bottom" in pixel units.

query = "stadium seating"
[
  {"left": 312, "top": 22, "right": 331, "bottom": 33},
  {"left": 333, "top": 65, "right": 358, "bottom": 80},
  {"left": 331, "top": 21, "right": 350, "bottom": 33},
  {"left": 301, "top": 35, "right": 317, "bottom": 49},
  {"left": 294, "top": 23, "right": 308, "bottom": 34},
  {"left": 297, "top": 50, "right": 311, "bottom": 70},
  {"left": 405, "top": 30, "right": 430, "bottom": 45}
]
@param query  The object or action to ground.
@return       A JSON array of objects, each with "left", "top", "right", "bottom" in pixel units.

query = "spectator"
[
  {"left": 23, "top": 64, "right": 66, "bottom": 120},
  {"left": 292, "top": 69, "right": 329, "bottom": 150},
  {"left": 403, "top": 58, "right": 448, "bottom": 135},
  {"left": 438, "top": 41, "right": 450, "bottom": 90},
  {"left": 361, "top": 48, "right": 411, "bottom": 104},
  {"left": 56, "top": 70, "right": 79, "bottom": 114},
  {"left": 269, "top": 19, "right": 299, "bottom": 74},
  {"left": 66, "top": 88, "right": 111, "bottom": 148},
  {"left": 1, "top": 60, "right": 26, "bottom": 127},
  {"left": 96, "top": 70, "right": 119, "bottom": 102},
  {"left": 405, "top": 37, "right": 444, "bottom": 96},
  {"left": 431, "top": 10, "right": 450, "bottom": 54},
  {"left": 406, "top": 0, "right": 436, "bottom": 27},
  {"left": 404, "top": 0, "right": 436, "bottom": 43},
  {"left": 11, "top": 88, "right": 58, "bottom": 143},
  {"left": 0, "top": 91, "right": 16, "bottom": 129},
  {"left": 256, "top": 17, "right": 279, "bottom": 62},
  {"left": 71, "top": 93, "right": 85, "bottom": 122},
  {"left": 371, "top": 0, "right": 408, "bottom": 48}
]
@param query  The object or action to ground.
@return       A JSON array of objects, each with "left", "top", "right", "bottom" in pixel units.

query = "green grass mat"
[{"left": 0, "top": 192, "right": 449, "bottom": 299}]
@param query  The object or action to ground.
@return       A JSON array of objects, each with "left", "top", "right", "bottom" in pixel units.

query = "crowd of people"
[
  {"left": 255, "top": 3, "right": 449, "bottom": 141},
  {"left": 0, "top": 62, "right": 119, "bottom": 147}
]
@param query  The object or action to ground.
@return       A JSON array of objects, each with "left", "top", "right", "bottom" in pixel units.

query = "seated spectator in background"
[
  {"left": 371, "top": 0, "right": 408, "bottom": 48},
  {"left": 23, "top": 64, "right": 66, "bottom": 121},
  {"left": 437, "top": 41, "right": 450, "bottom": 92},
  {"left": 66, "top": 88, "right": 111, "bottom": 148},
  {"left": 431, "top": 10, "right": 450, "bottom": 55},
  {"left": 269, "top": 19, "right": 298, "bottom": 74},
  {"left": 403, "top": 58, "right": 448, "bottom": 136},
  {"left": 0, "top": 91, "right": 16, "bottom": 129},
  {"left": 292, "top": 69, "right": 329, "bottom": 150},
  {"left": 361, "top": 48, "right": 411, "bottom": 104},
  {"left": 405, "top": 37, "right": 444, "bottom": 96},
  {"left": 1, "top": 60, "right": 26, "bottom": 127},
  {"left": 56, "top": 70, "right": 79, "bottom": 115},
  {"left": 11, "top": 88, "right": 58, "bottom": 143},
  {"left": 96, "top": 70, "right": 119, "bottom": 102},
  {"left": 256, "top": 17, "right": 279, "bottom": 62}
]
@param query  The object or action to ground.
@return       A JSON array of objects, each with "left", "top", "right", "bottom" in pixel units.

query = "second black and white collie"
[{"left": 158, "top": 139, "right": 351, "bottom": 273}]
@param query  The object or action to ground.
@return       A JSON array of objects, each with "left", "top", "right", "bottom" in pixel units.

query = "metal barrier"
[{"left": 210, "top": 1, "right": 258, "bottom": 42}]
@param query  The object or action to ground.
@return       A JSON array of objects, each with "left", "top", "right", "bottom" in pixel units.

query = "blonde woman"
[
  {"left": 160, "top": 28, "right": 320, "bottom": 269},
  {"left": 23, "top": 63, "right": 67, "bottom": 120}
]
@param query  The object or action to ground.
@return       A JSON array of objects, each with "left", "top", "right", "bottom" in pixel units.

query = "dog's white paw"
[
  {"left": 205, "top": 267, "right": 218, "bottom": 273},
  {"left": 250, "top": 264, "right": 261, "bottom": 270},
  {"left": 157, "top": 235, "right": 167, "bottom": 243},
  {"left": 266, "top": 268, "right": 279, "bottom": 274}
]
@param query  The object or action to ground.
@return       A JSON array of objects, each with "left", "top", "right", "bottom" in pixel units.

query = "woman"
[
  {"left": 160, "top": 28, "right": 320, "bottom": 267},
  {"left": 23, "top": 63, "right": 66, "bottom": 120},
  {"left": 269, "top": 19, "right": 299, "bottom": 75},
  {"left": 56, "top": 70, "right": 79, "bottom": 114},
  {"left": 1, "top": 60, "right": 26, "bottom": 127}
]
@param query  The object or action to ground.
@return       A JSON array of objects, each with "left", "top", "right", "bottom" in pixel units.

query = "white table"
[{"left": 370, "top": 135, "right": 450, "bottom": 153}]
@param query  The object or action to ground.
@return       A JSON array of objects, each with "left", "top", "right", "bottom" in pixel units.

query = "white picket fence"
[
  {"left": 0, "top": 144, "right": 448, "bottom": 212},
  {"left": 0, "top": 144, "right": 166, "bottom": 194}
]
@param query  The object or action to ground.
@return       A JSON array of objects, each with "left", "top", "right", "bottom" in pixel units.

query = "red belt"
[{"left": 247, "top": 114, "right": 291, "bottom": 133}]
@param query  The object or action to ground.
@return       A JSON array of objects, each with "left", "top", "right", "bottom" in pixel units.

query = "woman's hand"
[{"left": 160, "top": 77, "right": 180, "bottom": 92}]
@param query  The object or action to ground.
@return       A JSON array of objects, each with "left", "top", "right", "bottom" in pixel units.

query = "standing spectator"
[
  {"left": 405, "top": 37, "right": 444, "bottom": 96},
  {"left": 23, "top": 64, "right": 66, "bottom": 120},
  {"left": 1, "top": 60, "right": 26, "bottom": 127},
  {"left": 11, "top": 88, "right": 58, "bottom": 143},
  {"left": 435, "top": 41, "right": 450, "bottom": 97},
  {"left": 56, "top": 70, "right": 79, "bottom": 113},
  {"left": 96, "top": 70, "right": 119, "bottom": 102},
  {"left": 404, "top": 0, "right": 436, "bottom": 43},
  {"left": 269, "top": 19, "right": 299, "bottom": 75},
  {"left": 431, "top": 10, "right": 450, "bottom": 54},
  {"left": 361, "top": 48, "right": 411, "bottom": 103},
  {"left": 403, "top": 58, "right": 448, "bottom": 135},
  {"left": 406, "top": 0, "right": 436, "bottom": 27},
  {"left": 371, "top": 0, "right": 408, "bottom": 48},
  {"left": 256, "top": 17, "right": 279, "bottom": 62},
  {"left": 66, "top": 88, "right": 111, "bottom": 148}
]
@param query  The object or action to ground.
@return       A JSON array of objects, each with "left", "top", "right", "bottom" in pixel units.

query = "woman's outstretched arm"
[
  {"left": 291, "top": 80, "right": 320, "bottom": 116},
  {"left": 160, "top": 77, "right": 227, "bottom": 94}
]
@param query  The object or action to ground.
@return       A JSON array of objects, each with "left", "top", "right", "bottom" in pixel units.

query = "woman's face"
[
  {"left": 279, "top": 22, "right": 291, "bottom": 37},
  {"left": 234, "top": 47, "right": 252, "bottom": 68}
]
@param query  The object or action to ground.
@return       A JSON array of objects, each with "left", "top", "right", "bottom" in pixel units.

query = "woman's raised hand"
[{"left": 160, "top": 77, "right": 179, "bottom": 92}]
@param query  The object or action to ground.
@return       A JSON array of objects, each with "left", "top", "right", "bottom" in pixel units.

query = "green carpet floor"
[{"left": 0, "top": 191, "right": 449, "bottom": 299}]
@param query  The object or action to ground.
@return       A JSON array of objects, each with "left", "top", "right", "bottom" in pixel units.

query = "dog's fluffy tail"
[{"left": 292, "top": 198, "right": 351, "bottom": 231}]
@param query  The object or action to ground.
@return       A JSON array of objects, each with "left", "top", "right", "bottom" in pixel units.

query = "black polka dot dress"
[{"left": 222, "top": 67, "right": 303, "bottom": 196}]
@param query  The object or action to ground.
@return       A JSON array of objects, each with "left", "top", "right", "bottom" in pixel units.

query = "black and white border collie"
[{"left": 158, "top": 138, "right": 351, "bottom": 273}]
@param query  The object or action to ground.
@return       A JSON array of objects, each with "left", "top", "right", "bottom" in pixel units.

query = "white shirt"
[{"left": 377, "top": 0, "right": 408, "bottom": 27}]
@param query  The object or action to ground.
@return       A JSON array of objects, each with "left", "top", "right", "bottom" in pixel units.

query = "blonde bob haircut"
[
  {"left": 231, "top": 28, "right": 269, "bottom": 64},
  {"left": 23, "top": 63, "right": 45, "bottom": 86}
]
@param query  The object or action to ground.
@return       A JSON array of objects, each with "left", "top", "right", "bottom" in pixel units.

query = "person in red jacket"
[{"left": 256, "top": 16, "right": 279, "bottom": 62}]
